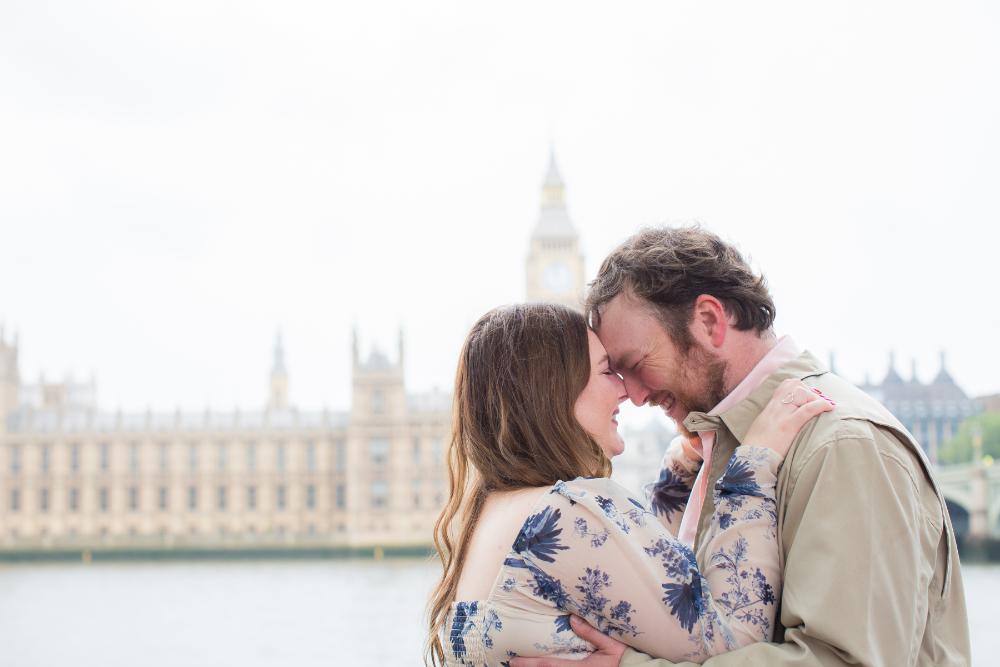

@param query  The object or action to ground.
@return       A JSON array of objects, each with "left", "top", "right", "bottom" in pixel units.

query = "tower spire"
[
  {"left": 398, "top": 325, "right": 405, "bottom": 369},
  {"left": 934, "top": 349, "right": 954, "bottom": 385},
  {"left": 883, "top": 350, "right": 903, "bottom": 384},
  {"left": 541, "top": 145, "right": 566, "bottom": 208},
  {"left": 272, "top": 330, "right": 286, "bottom": 374},
  {"left": 352, "top": 326, "right": 359, "bottom": 368},
  {"left": 268, "top": 329, "right": 288, "bottom": 410},
  {"left": 532, "top": 146, "right": 576, "bottom": 239}
]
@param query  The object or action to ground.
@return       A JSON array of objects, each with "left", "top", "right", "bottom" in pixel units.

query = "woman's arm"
[
  {"left": 507, "top": 448, "right": 781, "bottom": 663},
  {"left": 646, "top": 435, "right": 701, "bottom": 536}
]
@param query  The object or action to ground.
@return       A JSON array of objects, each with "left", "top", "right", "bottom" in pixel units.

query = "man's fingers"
[
  {"left": 571, "top": 615, "right": 627, "bottom": 655},
  {"left": 569, "top": 615, "right": 612, "bottom": 649},
  {"left": 508, "top": 617, "right": 626, "bottom": 667},
  {"left": 509, "top": 658, "right": 567, "bottom": 667}
]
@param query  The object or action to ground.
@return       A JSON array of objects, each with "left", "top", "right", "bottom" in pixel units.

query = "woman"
[{"left": 426, "top": 304, "right": 831, "bottom": 666}]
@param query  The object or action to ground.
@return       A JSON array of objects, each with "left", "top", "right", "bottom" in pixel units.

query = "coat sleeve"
[
  {"left": 645, "top": 436, "right": 701, "bottom": 536},
  {"left": 508, "top": 446, "right": 783, "bottom": 663},
  {"left": 615, "top": 431, "right": 934, "bottom": 666}
]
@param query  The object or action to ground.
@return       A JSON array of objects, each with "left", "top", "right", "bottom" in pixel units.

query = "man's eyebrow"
[{"left": 614, "top": 352, "right": 636, "bottom": 369}]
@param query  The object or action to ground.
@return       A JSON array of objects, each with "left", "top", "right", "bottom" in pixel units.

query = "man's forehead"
[
  {"left": 595, "top": 314, "right": 642, "bottom": 360},
  {"left": 594, "top": 295, "right": 659, "bottom": 361},
  {"left": 596, "top": 293, "right": 655, "bottom": 332}
]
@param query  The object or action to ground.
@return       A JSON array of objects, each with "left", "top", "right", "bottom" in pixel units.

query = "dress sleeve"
[
  {"left": 645, "top": 435, "right": 701, "bottom": 536},
  {"left": 506, "top": 446, "right": 783, "bottom": 663}
]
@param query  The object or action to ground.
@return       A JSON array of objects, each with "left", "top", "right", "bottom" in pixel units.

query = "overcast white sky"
[{"left": 1, "top": 0, "right": 998, "bottom": 422}]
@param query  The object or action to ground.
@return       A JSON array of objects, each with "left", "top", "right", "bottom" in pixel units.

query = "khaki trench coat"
[{"left": 621, "top": 351, "right": 971, "bottom": 667}]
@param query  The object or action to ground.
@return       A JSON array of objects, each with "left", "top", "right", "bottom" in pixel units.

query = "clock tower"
[{"left": 525, "top": 149, "right": 586, "bottom": 311}]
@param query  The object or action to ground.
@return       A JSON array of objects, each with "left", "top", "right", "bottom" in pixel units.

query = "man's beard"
[{"left": 675, "top": 342, "right": 728, "bottom": 414}]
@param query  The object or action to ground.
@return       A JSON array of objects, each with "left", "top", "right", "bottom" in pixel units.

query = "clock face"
[{"left": 543, "top": 261, "right": 574, "bottom": 292}]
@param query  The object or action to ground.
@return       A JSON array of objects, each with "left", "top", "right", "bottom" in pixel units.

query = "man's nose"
[{"left": 622, "top": 375, "right": 649, "bottom": 407}]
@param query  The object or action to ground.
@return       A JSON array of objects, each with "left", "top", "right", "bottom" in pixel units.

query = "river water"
[{"left": 0, "top": 559, "right": 996, "bottom": 665}]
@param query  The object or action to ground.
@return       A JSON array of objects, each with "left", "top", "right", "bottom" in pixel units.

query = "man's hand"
[{"left": 509, "top": 616, "right": 627, "bottom": 667}]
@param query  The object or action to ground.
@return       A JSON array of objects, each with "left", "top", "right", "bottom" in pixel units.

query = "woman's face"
[{"left": 574, "top": 330, "right": 628, "bottom": 458}]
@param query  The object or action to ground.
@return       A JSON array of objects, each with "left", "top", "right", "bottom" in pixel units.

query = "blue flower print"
[
  {"left": 645, "top": 537, "right": 707, "bottom": 635},
  {"left": 595, "top": 495, "right": 615, "bottom": 515},
  {"left": 577, "top": 567, "right": 610, "bottom": 616},
  {"left": 482, "top": 608, "right": 503, "bottom": 649},
  {"left": 610, "top": 600, "right": 636, "bottom": 632},
  {"left": 554, "top": 614, "right": 573, "bottom": 632},
  {"left": 550, "top": 480, "right": 585, "bottom": 505},
  {"left": 525, "top": 561, "right": 572, "bottom": 609},
  {"left": 450, "top": 601, "right": 478, "bottom": 660},
  {"left": 647, "top": 466, "right": 691, "bottom": 520},
  {"left": 717, "top": 456, "right": 765, "bottom": 500},
  {"left": 709, "top": 536, "right": 775, "bottom": 639},
  {"left": 573, "top": 517, "right": 609, "bottom": 548},
  {"left": 574, "top": 566, "right": 641, "bottom": 638},
  {"left": 713, "top": 450, "right": 778, "bottom": 540},
  {"left": 593, "top": 494, "right": 651, "bottom": 533},
  {"left": 644, "top": 537, "right": 697, "bottom": 580},
  {"left": 625, "top": 497, "right": 655, "bottom": 527},
  {"left": 513, "top": 506, "right": 570, "bottom": 563},
  {"left": 662, "top": 573, "right": 705, "bottom": 634}
]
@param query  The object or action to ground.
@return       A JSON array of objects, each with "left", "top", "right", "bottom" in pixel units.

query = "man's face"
[{"left": 595, "top": 293, "right": 727, "bottom": 423}]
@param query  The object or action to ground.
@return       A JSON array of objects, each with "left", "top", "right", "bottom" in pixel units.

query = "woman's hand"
[
  {"left": 674, "top": 421, "right": 703, "bottom": 463},
  {"left": 743, "top": 379, "right": 835, "bottom": 458}
]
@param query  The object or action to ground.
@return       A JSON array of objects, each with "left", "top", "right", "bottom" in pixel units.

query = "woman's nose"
[{"left": 614, "top": 376, "right": 627, "bottom": 404}]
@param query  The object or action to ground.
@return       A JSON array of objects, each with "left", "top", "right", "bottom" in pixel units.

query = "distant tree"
[{"left": 938, "top": 413, "right": 1000, "bottom": 464}]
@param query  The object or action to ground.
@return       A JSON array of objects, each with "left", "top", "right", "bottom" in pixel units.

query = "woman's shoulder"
[
  {"left": 551, "top": 476, "right": 647, "bottom": 505},
  {"left": 546, "top": 477, "right": 658, "bottom": 534}
]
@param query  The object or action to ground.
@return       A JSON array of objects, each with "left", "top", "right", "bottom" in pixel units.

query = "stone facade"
[
  {"left": 0, "top": 330, "right": 449, "bottom": 551},
  {"left": 856, "top": 351, "right": 980, "bottom": 465}
]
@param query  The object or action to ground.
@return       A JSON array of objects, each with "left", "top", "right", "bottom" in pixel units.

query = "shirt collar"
[
  {"left": 683, "top": 340, "right": 831, "bottom": 442},
  {"left": 709, "top": 335, "right": 802, "bottom": 417}
]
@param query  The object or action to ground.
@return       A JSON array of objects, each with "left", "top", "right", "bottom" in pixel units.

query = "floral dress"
[{"left": 443, "top": 445, "right": 782, "bottom": 666}]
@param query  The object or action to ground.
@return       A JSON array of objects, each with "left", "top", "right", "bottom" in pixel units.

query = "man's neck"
[{"left": 722, "top": 331, "right": 779, "bottom": 396}]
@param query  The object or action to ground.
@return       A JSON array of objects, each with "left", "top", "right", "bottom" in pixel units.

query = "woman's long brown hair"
[{"left": 425, "top": 304, "right": 612, "bottom": 665}]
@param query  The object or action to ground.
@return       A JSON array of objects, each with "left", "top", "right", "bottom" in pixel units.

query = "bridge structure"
[{"left": 936, "top": 459, "right": 1000, "bottom": 539}]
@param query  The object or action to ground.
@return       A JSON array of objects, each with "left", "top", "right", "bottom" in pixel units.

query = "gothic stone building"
[
  {"left": 0, "top": 329, "right": 450, "bottom": 553},
  {"left": 857, "top": 351, "right": 980, "bottom": 465}
]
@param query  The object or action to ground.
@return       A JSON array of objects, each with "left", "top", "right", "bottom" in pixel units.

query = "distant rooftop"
[{"left": 5, "top": 406, "right": 350, "bottom": 435}]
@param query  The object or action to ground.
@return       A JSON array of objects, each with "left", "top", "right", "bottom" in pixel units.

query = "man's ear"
[{"left": 692, "top": 295, "right": 727, "bottom": 349}]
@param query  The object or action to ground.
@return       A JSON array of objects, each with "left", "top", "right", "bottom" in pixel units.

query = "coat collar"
[{"left": 683, "top": 351, "right": 828, "bottom": 442}]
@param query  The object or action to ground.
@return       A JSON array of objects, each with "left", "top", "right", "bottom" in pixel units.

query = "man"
[{"left": 512, "top": 226, "right": 970, "bottom": 667}]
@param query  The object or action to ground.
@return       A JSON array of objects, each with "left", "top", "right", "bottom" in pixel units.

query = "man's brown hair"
[{"left": 586, "top": 225, "right": 776, "bottom": 351}]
